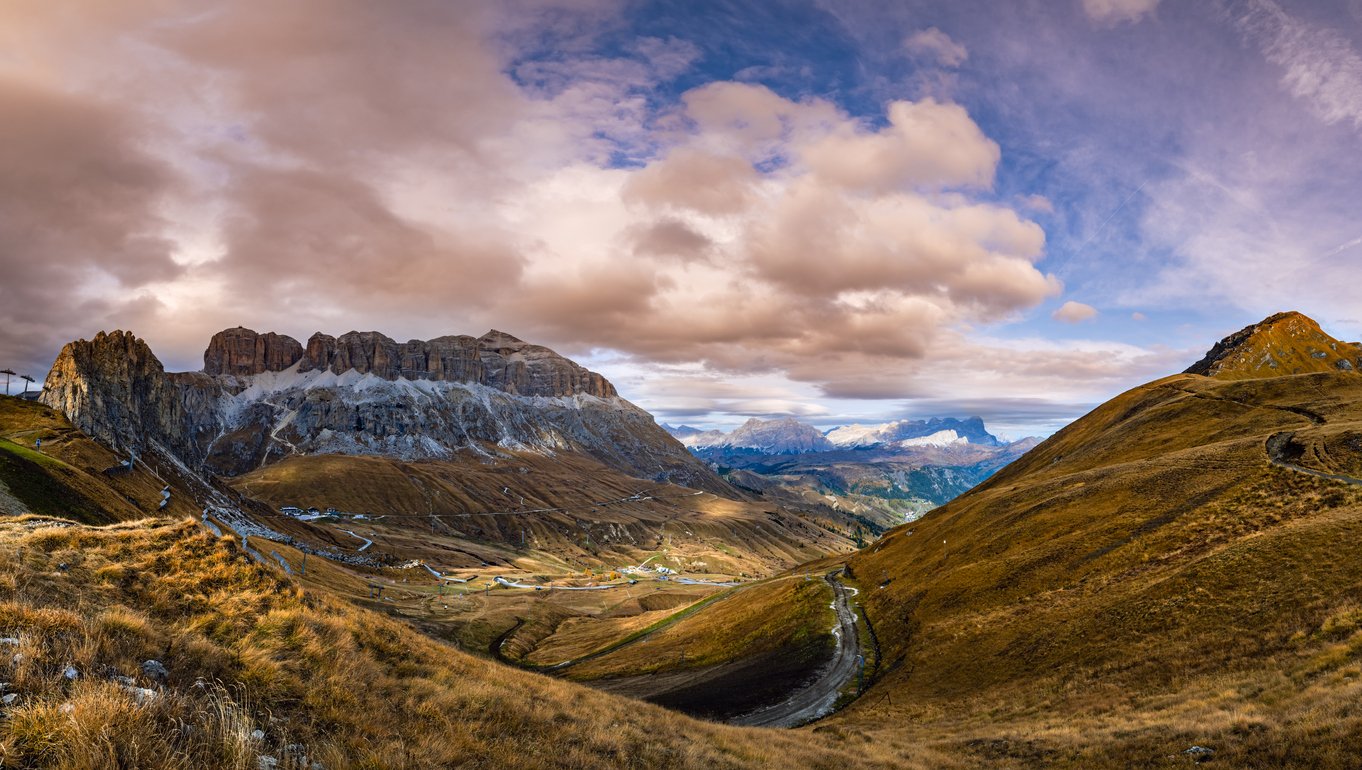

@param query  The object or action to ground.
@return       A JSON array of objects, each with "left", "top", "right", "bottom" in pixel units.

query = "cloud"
[
  {"left": 1082, "top": 0, "right": 1161, "bottom": 25},
  {"left": 0, "top": 1, "right": 1122, "bottom": 435},
  {"left": 1052, "top": 300, "right": 1099, "bottom": 323},
  {"left": 622, "top": 148, "right": 759, "bottom": 215},
  {"left": 800, "top": 99, "right": 1001, "bottom": 192},
  {"left": 1228, "top": 0, "right": 1362, "bottom": 129},
  {"left": 0, "top": 75, "right": 183, "bottom": 376},
  {"left": 1131, "top": 311, "right": 1148, "bottom": 321},
  {"left": 496, "top": 83, "right": 1057, "bottom": 396},
  {"left": 212, "top": 165, "right": 521, "bottom": 315},
  {"left": 1019, "top": 194, "right": 1055, "bottom": 214},
  {"left": 627, "top": 218, "right": 713, "bottom": 261},
  {"left": 903, "top": 27, "right": 969, "bottom": 67}
]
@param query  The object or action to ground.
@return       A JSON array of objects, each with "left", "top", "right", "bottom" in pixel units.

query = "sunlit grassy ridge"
[
  {"left": 830, "top": 371, "right": 1362, "bottom": 766},
  {"left": 0, "top": 517, "right": 931, "bottom": 769}
]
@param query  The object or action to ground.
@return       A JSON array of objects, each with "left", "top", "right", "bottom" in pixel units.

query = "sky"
[{"left": 3, "top": 0, "right": 1362, "bottom": 438}]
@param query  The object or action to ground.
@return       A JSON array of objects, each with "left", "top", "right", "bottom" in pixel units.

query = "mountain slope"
[
  {"left": 0, "top": 516, "right": 925, "bottom": 769},
  {"left": 814, "top": 314, "right": 1362, "bottom": 765},
  {"left": 704, "top": 417, "right": 835, "bottom": 454},
  {"left": 0, "top": 395, "right": 200, "bottom": 524}
]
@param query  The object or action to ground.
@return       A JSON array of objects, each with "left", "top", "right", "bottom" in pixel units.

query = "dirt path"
[
  {"left": 729, "top": 570, "right": 859, "bottom": 728},
  {"left": 1266, "top": 432, "right": 1362, "bottom": 486}
]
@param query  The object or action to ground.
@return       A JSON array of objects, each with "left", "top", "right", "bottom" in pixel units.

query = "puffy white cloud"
[
  {"left": 800, "top": 99, "right": 1000, "bottom": 192},
  {"left": 622, "top": 148, "right": 759, "bottom": 215},
  {"left": 1052, "top": 300, "right": 1099, "bottom": 323}
]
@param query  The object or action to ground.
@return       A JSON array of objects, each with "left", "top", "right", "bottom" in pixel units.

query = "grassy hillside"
[
  {"left": 830, "top": 370, "right": 1362, "bottom": 766},
  {"left": 0, "top": 396, "right": 199, "bottom": 524},
  {"left": 514, "top": 575, "right": 838, "bottom": 719},
  {"left": 0, "top": 517, "right": 933, "bottom": 769},
  {"left": 231, "top": 452, "right": 852, "bottom": 577}
]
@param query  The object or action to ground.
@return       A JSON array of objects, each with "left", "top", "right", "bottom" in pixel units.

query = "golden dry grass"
[
  {"left": 0, "top": 517, "right": 942, "bottom": 769},
  {"left": 563, "top": 576, "right": 834, "bottom": 679},
  {"left": 829, "top": 371, "right": 1362, "bottom": 765},
  {"left": 232, "top": 452, "right": 851, "bottom": 578}
]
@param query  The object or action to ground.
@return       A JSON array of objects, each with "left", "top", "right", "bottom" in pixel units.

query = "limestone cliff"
[
  {"left": 40, "top": 330, "right": 180, "bottom": 452},
  {"left": 203, "top": 328, "right": 304, "bottom": 376}
]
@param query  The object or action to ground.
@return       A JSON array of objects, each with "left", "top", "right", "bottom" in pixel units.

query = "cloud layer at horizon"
[{"left": 3, "top": 0, "right": 1360, "bottom": 435}]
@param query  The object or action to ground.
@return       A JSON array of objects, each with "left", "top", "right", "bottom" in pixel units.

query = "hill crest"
[{"left": 1185, "top": 310, "right": 1362, "bottom": 380}]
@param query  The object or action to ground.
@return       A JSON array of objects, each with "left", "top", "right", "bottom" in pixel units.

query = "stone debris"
[
  {"left": 141, "top": 659, "right": 169, "bottom": 681},
  {"left": 124, "top": 686, "right": 158, "bottom": 705},
  {"left": 1184, "top": 745, "right": 1215, "bottom": 763}
]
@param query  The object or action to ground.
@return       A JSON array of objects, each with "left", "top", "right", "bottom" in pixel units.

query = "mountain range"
[
  {"left": 667, "top": 415, "right": 1002, "bottom": 454},
  {"left": 42, "top": 326, "right": 722, "bottom": 492},
  {"left": 665, "top": 415, "right": 1032, "bottom": 527}
]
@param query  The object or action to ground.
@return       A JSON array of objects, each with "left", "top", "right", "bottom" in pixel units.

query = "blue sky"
[{"left": 3, "top": 0, "right": 1362, "bottom": 437}]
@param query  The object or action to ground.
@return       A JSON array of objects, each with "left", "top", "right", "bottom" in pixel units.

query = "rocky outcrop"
[
  {"left": 203, "top": 328, "right": 303, "bottom": 376},
  {"left": 288, "top": 329, "right": 613, "bottom": 398},
  {"left": 40, "top": 331, "right": 178, "bottom": 452},
  {"left": 299, "top": 333, "right": 337, "bottom": 373},
  {"left": 39, "top": 327, "right": 720, "bottom": 493},
  {"left": 1185, "top": 311, "right": 1362, "bottom": 380}
]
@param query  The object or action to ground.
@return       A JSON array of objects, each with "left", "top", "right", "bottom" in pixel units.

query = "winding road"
[
  {"left": 730, "top": 571, "right": 861, "bottom": 728},
  {"left": 340, "top": 529, "right": 374, "bottom": 552}
]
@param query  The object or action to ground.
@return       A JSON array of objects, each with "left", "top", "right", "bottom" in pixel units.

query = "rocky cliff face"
[
  {"left": 40, "top": 328, "right": 720, "bottom": 492},
  {"left": 204, "top": 327, "right": 304, "bottom": 376},
  {"left": 292, "top": 329, "right": 614, "bottom": 397},
  {"left": 1185, "top": 311, "right": 1362, "bottom": 379},
  {"left": 41, "top": 331, "right": 182, "bottom": 452}
]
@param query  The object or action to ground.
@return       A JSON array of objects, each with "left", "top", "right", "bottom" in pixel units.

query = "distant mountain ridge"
[
  {"left": 666, "top": 415, "right": 1027, "bottom": 527},
  {"left": 668, "top": 415, "right": 1000, "bottom": 454}
]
